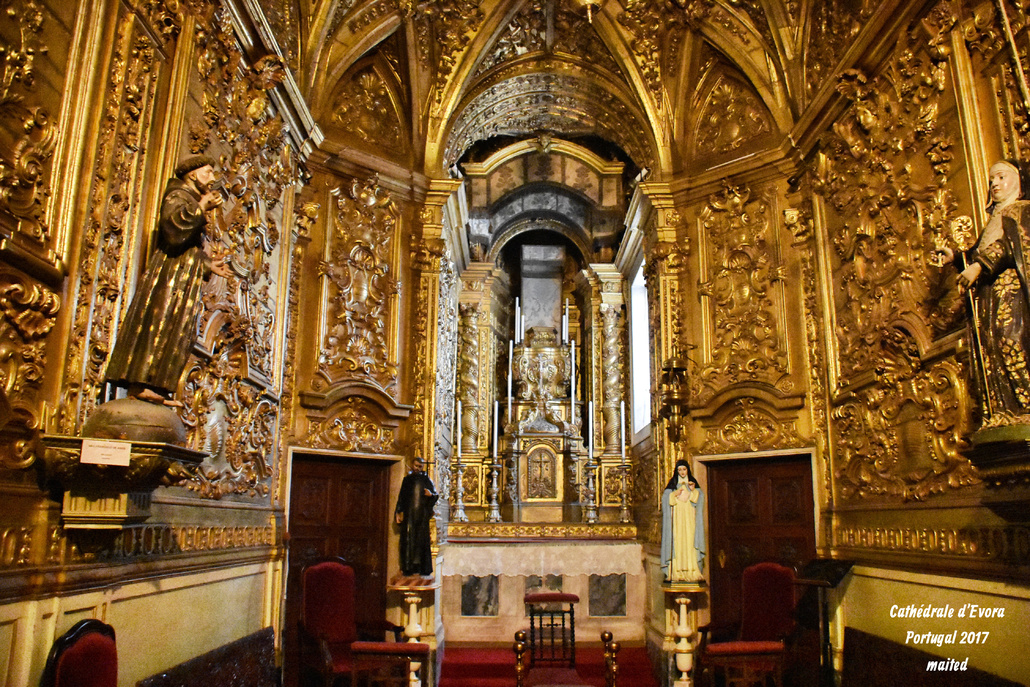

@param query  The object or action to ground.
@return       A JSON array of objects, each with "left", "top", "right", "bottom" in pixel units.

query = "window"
[{"left": 629, "top": 263, "right": 651, "bottom": 433}]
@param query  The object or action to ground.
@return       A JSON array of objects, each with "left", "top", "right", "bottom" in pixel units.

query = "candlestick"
[
  {"left": 570, "top": 339, "right": 576, "bottom": 425},
  {"left": 456, "top": 400, "right": 462, "bottom": 459},
  {"left": 515, "top": 298, "right": 521, "bottom": 343},
  {"left": 563, "top": 298, "right": 569, "bottom": 343},
  {"left": 620, "top": 400, "right": 626, "bottom": 460},
  {"left": 588, "top": 400, "right": 594, "bottom": 462},
  {"left": 508, "top": 340, "right": 514, "bottom": 420}
]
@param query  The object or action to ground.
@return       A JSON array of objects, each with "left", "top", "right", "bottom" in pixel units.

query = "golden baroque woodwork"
[
  {"left": 315, "top": 176, "right": 398, "bottom": 392},
  {"left": 693, "top": 75, "right": 773, "bottom": 156},
  {"left": 831, "top": 327, "right": 976, "bottom": 501},
  {"left": 181, "top": 355, "right": 277, "bottom": 498},
  {"left": 60, "top": 12, "right": 165, "bottom": 433},
  {"left": 306, "top": 397, "right": 395, "bottom": 454},
  {"left": 695, "top": 182, "right": 788, "bottom": 403},
  {"left": 473, "top": 0, "right": 546, "bottom": 78},
  {"left": 0, "top": 0, "right": 57, "bottom": 246},
  {"left": 0, "top": 270, "right": 58, "bottom": 469},
  {"left": 331, "top": 67, "right": 404, "bottom": 152},
  {"left": 167, "top": 1, "right": 299, "bottom": 499},
  {"left": 699, "top": 397, "right": 805, "bottom": 455},
  {"left": 815, "top": 18, "right": 979, "bottom": 502},
  {"left": 618, "top": 0, "right": 704, "bottom": 98},
  {"left": 407, "top": 236, "right": 447, "bottom": 461}
]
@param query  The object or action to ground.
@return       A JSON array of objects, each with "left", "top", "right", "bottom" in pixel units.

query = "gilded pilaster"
[
  {"left": 410, "top": 179, "right": 462, "bottom": 487},
  {"left": 637, "top": 182, "right": 688, "bottom": 498}
]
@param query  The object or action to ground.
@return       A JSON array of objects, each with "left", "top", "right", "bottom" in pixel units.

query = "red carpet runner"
[{"left": 438, "top": 645, "right": 659, "bottom": 687}]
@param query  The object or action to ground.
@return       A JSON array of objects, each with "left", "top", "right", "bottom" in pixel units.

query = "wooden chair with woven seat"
[
  {"left": 697, "top": 561, "right": 797, "bottom": 687},
  {"left": 40, "top": 619, "right": 117, "bottom": 687}
]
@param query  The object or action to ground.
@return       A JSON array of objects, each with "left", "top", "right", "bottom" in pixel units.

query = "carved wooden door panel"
[
  {"left": 284, "top": 453, "right": 391, "bottom": 686},
  {"left": 706, "top": 455, "right": 815, "bottom": 631}
]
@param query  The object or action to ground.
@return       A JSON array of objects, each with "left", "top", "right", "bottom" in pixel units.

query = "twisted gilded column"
[
  {"left": 457, "top": 303, "right": 480, "bottom": 453},
  {"left": 600, "top": 302, "right": 623, "bottom": 453}
]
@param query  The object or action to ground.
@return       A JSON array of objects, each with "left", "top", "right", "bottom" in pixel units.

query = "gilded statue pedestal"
[
  {"left": 966, "top": 422, "right": 1030, "bottom": 520},
  {"left": 40, "top": 433, "right": 204, "bottom": 534}
]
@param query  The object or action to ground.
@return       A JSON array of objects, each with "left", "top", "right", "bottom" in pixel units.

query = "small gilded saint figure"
[
  {"left": 105, "top": 155, "right": 231, "bottom": 407},
  {"left": 660, "top": 459, "right": 706, "bottom": 583},
  {"left": 938, "top": 159, "right": 1030, "bottom": 420}
]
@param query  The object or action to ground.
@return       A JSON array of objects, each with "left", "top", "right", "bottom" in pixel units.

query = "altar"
[{"left": 439, "top": 537, "right": 645, "bottom": 645}]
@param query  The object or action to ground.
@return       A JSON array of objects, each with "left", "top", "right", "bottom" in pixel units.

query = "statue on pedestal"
[
  {"left": 661, "top": 459, "right": 706, "bottom": 583},
  {"left": 395, "top": 455, "right": 439, "bottom": 576},
  {"left": 939, "top": 159, "right": 1030, "bottom": 423},
  {"left": 105, "top": 155, "right": 230, "bottom": 407}
]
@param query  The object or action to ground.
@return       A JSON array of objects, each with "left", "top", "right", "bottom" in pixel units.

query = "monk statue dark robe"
[
  {"left": 105, "top": 155, "right": 227, "bottom": 406},
  {"left": 395, "top": 456, "right": 439, "bottom": 576}
]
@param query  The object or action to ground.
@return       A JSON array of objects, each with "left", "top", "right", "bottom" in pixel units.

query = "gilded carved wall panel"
[
  {"left": 695, "top": 182, "right": 789, "bottom": 404},
  {"left": 306, "top": 397, "right": 395, "bottom": 453},
  {"left": 60, "top": 10, "right": 168, "bottom": 433},
  {"left": 175, "top": 1, "right": 299, "bottom": 498},
  {"left": 315, "top": 176, "right": 398, "bottom": 393},
  {"left": 817, "top": 17, "right": 979, "bottom": 503},
  {"left": 0, "top": 0, "right": 61, "bottom": 249}
]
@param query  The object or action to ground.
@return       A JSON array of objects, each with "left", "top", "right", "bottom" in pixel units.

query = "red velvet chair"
[
  {"left": 40, "top": 619, "right": 117, "bottom": 687},
  {"left": 299, "top": 558, "right": 410, "bottom": 687},
  {"left": 698, "top": 562, "right": 797, "bottom": 687}
]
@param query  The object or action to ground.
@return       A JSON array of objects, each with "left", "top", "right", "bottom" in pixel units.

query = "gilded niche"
[
  {"left": 315, "top": 176, "right": 398, "bottom": 392},
  {"left": 695, "top": 183, "right": 788, "bottom": 403}
]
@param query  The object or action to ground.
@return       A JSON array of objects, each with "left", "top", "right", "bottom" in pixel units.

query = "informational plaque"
[{"left": 80, "top": 438, "right": 132, "bottom": 466}]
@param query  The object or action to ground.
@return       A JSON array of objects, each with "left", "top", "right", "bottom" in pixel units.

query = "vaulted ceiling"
[{"left": 258, "top": 0, "right": 898, "bottom": 178}]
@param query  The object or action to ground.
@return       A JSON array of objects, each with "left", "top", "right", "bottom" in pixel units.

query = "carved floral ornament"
[
  {"left": 331, "top": 65, "right": 404, "bottom": 151},
  {"left": 0, "top": 0, "right": 57, "bottom": 246},
  {"left": 832, "top": 327, "right": 976, "bottom": 502},
  {"left": 693, "top": 74, "right": 773, "bottom": 156},
  {"left": 306, "top": 397, "right": 395, "bottom": 454}
]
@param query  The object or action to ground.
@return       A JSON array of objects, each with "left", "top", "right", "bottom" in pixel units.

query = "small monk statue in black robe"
[{"left": 395, "top": 455, "right": 439, "bottom": 576}]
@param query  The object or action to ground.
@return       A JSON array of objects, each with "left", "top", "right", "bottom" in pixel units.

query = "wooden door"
[
  {"left": 284, "top": 453, "right": 392, "bottom": 686},
  {"left": 706, "top": 454, "right": 815, "bottom": 631}
]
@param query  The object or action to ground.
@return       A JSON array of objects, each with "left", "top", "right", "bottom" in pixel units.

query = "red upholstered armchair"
[
  {"left": 299, "top": 558, "right": 412, "bottom": 687},
  {"left": 40, "top": 619, "right": 117, "bottom": 687},
  {"left": 698, "top": 562, "right": 797, "bottom": 687}
]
